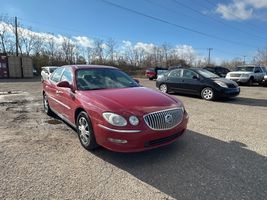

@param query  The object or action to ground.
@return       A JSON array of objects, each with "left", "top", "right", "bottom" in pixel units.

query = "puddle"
[
  {"left": 0, "top": 100, "right": 29, "bottom": 106},
  {"left": 0, "top": 91, "right": 23, "bottom": 95},
  {"left": 46, "top": 119, "right": 62, "bottom": 125}
]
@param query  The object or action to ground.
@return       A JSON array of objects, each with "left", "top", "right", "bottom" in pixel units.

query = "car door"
[
  {"left": 254, "top": 67, "right": 264, "bottom": 81},
  {"left": 56, "top": 68, "right": 76, "bottom": 121},
  {"left": 165, "top": 69, "right": 183, "bottom": 92},
  {"left": 45, "top": 67, "right": 64, "bottom": 113},
  {"left": 180, "top": 69, "right": 203, "bottom": 94}
]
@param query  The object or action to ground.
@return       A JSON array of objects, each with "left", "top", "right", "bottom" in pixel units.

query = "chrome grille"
[
  {"left": 230, "top": 74, "right": 241, "bottom": 77},
  {"left": 144, "top": 108, "right": 184, "bottom": 130}
]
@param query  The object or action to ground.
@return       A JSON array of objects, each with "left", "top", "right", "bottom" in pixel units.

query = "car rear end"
[{"left": 145, "top": 68, "right": 156, "bottom": 80}]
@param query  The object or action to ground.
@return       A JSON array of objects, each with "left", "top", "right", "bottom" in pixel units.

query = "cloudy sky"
[{"left": 1, "top": 0, "right": 267, "bottom": 63}]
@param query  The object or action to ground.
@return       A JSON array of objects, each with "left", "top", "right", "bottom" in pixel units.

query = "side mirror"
[
  {"left": 192, "top": 76, "right": 199, "bottom": 80},
  {"left": 133, "top": 79, "right": 140, "bottom": 84},
  {"left": 57, "top": 81, "right": 71, "bottom": 88}
]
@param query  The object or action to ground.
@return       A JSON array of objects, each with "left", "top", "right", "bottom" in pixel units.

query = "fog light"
[{"left": 108, "top": 138, "right": 128, "bottom": 144}]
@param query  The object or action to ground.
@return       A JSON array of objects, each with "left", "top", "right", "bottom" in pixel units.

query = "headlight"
[
  {"left": 129, "top": 116, "right": 139, "bottom": 126},
  {"left": 241, "top": 74, "right": 249, "bottom": 77},
  {"left": 103, "top": 112, "right": 127, "bottom": 126},
  {"left": 215, "top": 81, "right": 228, "bottom": 88},
  {"left": 264, "top": 75, "right": 267, "bottom": 79}
]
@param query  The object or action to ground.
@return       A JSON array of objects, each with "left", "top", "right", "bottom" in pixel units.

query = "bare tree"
[
  {"left": 254, "top": 46, "right": 267, "bottom": 66},
  {"left": 0, "top": 15, "right": 14, "bottom": 54},
  {"left": 106, "top": 38, "right": 117, "bottom": 63},
  {"left": 61, "top": 37, "right": 75, "bottom": 63},
  {"left": 93, "top": 39, "right": 104, "bottom": 63}
]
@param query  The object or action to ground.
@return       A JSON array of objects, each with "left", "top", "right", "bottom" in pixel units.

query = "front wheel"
[
  {"left": 159, "top": 84, "right": 168, "bottom": 93},
  {"left": 247, "top": 78, "right": 253, "bottom": 86},
  {"left": 201, "top": 87, "right": 214, "bottom": 100},
  {"left": 43, "top": 93, "right": 53, "bottom": 116},
  {"left": 76, "top": 111, "right": 98, "bottom": 150}
]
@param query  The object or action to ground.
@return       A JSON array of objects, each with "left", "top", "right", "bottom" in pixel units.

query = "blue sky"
[{"left": 1, "top": 0, "right": 267, "bottom": 63}]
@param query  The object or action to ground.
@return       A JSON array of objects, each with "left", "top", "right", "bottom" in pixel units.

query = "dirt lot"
[{"left": 0, "top": 78, "right": 266, "bottom": 200}]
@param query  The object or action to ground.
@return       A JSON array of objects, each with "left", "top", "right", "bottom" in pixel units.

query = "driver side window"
[
  {"left": 182, "top": 69, "right": 199, "bottom": 79},
  {"left": 50, "top": 68, "right": 64, "bottom": 83},
  {"left": 168, "top": 69, "right": 182, "bottom": 78}
]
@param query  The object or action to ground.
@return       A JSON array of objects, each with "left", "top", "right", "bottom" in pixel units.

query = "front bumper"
[
  {"left": 94, "top": 112, "right": 189, "bottom": 152},
  {"left": 262, "top": 79, "right": 267, "bottom": 86},
  {"left": 226, "top": 77, "right": 249, "bottom": 83},
  {"left": 215, "top": 87, "right": 240, "bottom": 98}
]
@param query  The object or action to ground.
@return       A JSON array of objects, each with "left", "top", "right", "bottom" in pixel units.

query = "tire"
[
  {"left": 159, "top": 84, "right": 168, "bottom": 93},
  {"left": 76, "top": 111, "right": 98, "bottom": 150},
  {"left": 247, "top": 77, "right": 253, "bottom": 86},
  {"left": 201, "top": 87, "right": 214, "bottom": 100},
  {"left": 43, "top": 93, "right": 53, "bottom": 116},
  {"left": 149, "top": 77, "right": 153, "bottom": 80}
]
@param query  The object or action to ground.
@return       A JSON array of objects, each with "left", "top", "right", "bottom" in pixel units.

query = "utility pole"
[
  {"left": 15, "top": 16, "right": 19, "bottom": 56},
  {"left": 243, "top": 56, "right": 246, "bottom": 64},
  {"left": 207, "top": 48, "right": 213, "bottom": 66}
]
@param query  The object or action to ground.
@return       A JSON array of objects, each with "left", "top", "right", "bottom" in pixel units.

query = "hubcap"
[
  {"left": 78, "top": 117, "right": 90, "bottom": 146},
  {"left": 160, "top": 84, "right": 167, "bottom": 93},
  {"left": 203, "top": 89, "right": 213, "bottom": 100}
]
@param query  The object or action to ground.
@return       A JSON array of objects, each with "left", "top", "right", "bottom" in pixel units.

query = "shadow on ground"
[
  {"left": 93, "top": 130, "right": 267, "bottom": 200},
  {"left": 218, "top": 97, "right": 267, "bottom": 107}
]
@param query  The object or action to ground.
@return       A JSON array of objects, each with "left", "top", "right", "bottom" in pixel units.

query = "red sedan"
[{"left": 43, "top": 65, "right": 189, "bottom": 152}]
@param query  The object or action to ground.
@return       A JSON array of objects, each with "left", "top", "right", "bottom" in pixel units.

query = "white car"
[
  {"left": 226, "top": 65, "right": 266, "bottom": 86},
  {"left": 41, "top": 66, "right": 59, "bottom": 81}
]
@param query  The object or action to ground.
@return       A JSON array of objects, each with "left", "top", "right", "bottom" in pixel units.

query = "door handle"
[{"left": 56, "top": 90, "right": 63, "bottom": 95}]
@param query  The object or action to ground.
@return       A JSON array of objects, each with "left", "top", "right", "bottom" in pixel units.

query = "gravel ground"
[{"left": 0, "top": 78, "right": 266, "bottom": 200}]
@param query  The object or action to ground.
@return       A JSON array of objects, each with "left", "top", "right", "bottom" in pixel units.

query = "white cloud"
[
  {"left": 73, "top": 36, "right": 94, "bottom": 48},
  {"left": 216, "top": 0, "right": 267, "bottom": 20},
  {"left": 216, "top": 1, "right": 253, "bottom": 20},
  {"left": 244, "top": 0, "right": 267, "bottom": 9},
  {"left": 134, "top": 42, "right": 155, "bottom": 53}
]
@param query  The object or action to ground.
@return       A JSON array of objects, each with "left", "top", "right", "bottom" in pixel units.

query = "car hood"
[
  {"left": 78, "top": 87, "right": 182, "bottom": 116},
  {"left": 213, "top": 77, "right": 239, "bottom": 86}
]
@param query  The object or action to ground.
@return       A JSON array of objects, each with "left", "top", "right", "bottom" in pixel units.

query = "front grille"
[
  {"left": 144, "top": 108, "right": 184, "bottom": 130},
  {"left": 144, "top": 132, "right": 183, "bottom": 147},
  {"left": 230, "top": 74, "right": 241, "bottom": 77}
]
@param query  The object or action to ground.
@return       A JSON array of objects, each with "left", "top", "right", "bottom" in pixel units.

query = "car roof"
[{"left": 62, "top": 65, "right": 118, "bottom": 70}]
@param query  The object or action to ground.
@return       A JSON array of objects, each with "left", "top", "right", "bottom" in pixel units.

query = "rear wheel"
[
  {"left": 201, "top": 87, "right": 214, "bottom": 100},
  {"left": 76, "top": 111, "right": 98, "bottom": 150},
  {"left": 159, "top": 84, "right": 168, "bottom": 93}
]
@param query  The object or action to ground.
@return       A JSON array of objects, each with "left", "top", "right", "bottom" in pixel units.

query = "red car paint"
[{"left": 43, "top": 65, "right": 188, "bottom": 152}]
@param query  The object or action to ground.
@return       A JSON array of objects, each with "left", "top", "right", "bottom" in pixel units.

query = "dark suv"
[{"left": 204, "top": 66, "right": 230, "bottom": 77}]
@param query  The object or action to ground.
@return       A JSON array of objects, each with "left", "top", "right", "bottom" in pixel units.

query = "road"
[{"left": 0, "top": 78, "right": 266, "bottom": 200}]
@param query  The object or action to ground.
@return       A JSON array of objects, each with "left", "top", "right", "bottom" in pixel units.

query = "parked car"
[
  {"left": 145, "top": 67, "right": 168, "bottom": 80},
  {"left": 43, "top": 65, "right": 188, "bottom": 152},
  {"left": 156, "top": 68, "right": 240, "bottom": 100},
  {"left": 262, "top": 74, "right": 267, "bottom": 87},
  {"left": 225, "top": 65, "right": 266, "bottom": 86},
  {"left": 41, "top": 66, "right": 59, "bottom": 81},
  {"left": 203, "top": 66, "right": 230, "bottom": 77}
]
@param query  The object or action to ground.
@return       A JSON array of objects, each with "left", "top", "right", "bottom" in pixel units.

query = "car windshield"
[
  {"left": 195, "top": 69, "right": 219, "bottom": 78},
  {"left": 76, "top": 68, "right": 139, "bottom": 90},
  {"left": 236, "top": 66, "right": 254, "bottom": 72},
  {"left": 49, "top": 67, "right": 58, "bottom": 73}
]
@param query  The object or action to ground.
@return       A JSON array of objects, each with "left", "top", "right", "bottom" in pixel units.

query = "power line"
[
  {"left": 171, "top": 0, "right": 267, "bottom": 41},
  {"left": 101, "top": 0, "right": 257, "bottom": 48}
]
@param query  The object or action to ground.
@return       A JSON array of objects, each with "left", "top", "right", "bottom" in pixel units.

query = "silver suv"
[{"left": 226, "top": 65, "right": 266, "bottom": 86}]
